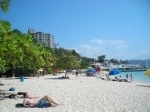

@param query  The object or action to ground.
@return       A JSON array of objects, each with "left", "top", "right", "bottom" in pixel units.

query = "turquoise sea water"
[{"left": 119, "top": 71, "right": 150, "bottom": 83}]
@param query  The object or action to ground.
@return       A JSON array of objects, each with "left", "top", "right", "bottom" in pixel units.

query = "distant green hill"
[{"left": 128, "top": 59, "right": 150, "bottom": 69}]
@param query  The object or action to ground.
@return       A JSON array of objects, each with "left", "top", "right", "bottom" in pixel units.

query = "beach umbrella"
[
  {"left": 102, "top": 71, "right": 108, "bottom": 75},
  {"left": 81, "top": 69, "right": 86, "bottom": 72},
  {"left": 109, "top": 69, "right": 121, "bottom": 76},
  {"left": 86, "top": 69, "right": 95, "bottom": 76},
  {"left": 88, "top": 67, "right": 93, "bottom": 69},
  {"left": 144, "top": 69, "right": 150, "bottom": 76},
  {"left": 38, "top": 69, "right": 43, "bottom": 72},
  {"left": 87, "top": 69, "right": 95, "bottom": 73}
]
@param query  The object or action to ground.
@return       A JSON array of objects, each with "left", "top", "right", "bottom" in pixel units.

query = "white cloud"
[
  {"left": 91, "top": 39, "right": 127, "bottom": 49},
  {"left": 65, "top": 39, "right": 149, "bottom": 60},
  {"left": 71, "top": 44, "right": 107, "bottom": 58},
  {"left": 70, "top": 39, "right": 127, "bottom": 59},
  {"left": 91, "top": 39, "right": 105, "bottom": 45}
]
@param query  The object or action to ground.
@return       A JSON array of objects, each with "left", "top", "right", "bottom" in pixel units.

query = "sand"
[{"left": 0, "top": 73, "right": 150, "bottom": 112}]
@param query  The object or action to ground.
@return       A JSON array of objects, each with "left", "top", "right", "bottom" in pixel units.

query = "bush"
[{"left": 47, "top": 70, "right": 53, "bottom": 74}]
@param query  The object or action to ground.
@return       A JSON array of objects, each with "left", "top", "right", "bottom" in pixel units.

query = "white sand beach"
[{"left": 0, "top": 73, "right": 150, "bottom": 112}]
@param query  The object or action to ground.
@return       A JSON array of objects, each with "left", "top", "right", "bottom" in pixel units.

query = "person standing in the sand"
[
  {"left": 95, "top": 66, "right": 101, "bottom": 78},
  {"left": 36, "top": 71, "right": 40, "bottom": 79},
  {"left": 130, "top": 74, "right": 133, "bottom": 82},
  {"left": 76, "top": 69, "right": 78, "bottom": 77},
  {"left": 126, "top": 74, "right": 128, "bottom": 80}
]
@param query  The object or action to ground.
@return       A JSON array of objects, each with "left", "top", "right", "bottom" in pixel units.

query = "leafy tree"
[
  {"left": 109, "top": 58, "right": 118, "bottom": 64},
  {"left": 97, "top": 55, "right": 106, "bottom": 63},
  {"left": 12, "top": 29, "right": 22, "bottom": 35},
  {"left": 0, "top": 20, "right": 11, "bottom": 73},
  {"left": 121, "top": 60, "right": 128, "bottom": 64},
  {"left": 80, "top": 57, "right": 90, "bottom": 68},
  {"left": 0, "top": 0, "right": 55, "bottom": 76},
  {"left": 0, "top": 0, "right": 11, "bottom": 73},
  {"left": 0, "top": 0, "right": 10, "bottom": 12},
  {"left": 53, "top": 48, "right": 81, "bottom": 70}
]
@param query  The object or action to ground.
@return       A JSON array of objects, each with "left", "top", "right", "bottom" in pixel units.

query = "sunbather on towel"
[
  {"left": 58, "top": 76, "right": 69, "bottom": 79},
  {"left": 112, "top": 76, "right": 119, "bottom": 81},
  {"left": 23, "top": 95, "right": 59, "bottom": 107},
  {"left": 119, "top": 79, "right": 128, "bottom": 82}
]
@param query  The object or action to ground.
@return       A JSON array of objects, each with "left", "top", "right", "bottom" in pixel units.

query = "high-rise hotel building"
[{"left": 28, "top": 28, "right": 55, "bottom": 48}]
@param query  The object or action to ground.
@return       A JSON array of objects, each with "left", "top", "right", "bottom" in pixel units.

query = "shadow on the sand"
[
  {"left": 0, "top": 77, "right": 32, "bottom": 80},
  {"left": 44, "top": 77, "right": 69, "bottom": 80},
  {"left": 44, "top": 77, "right": 59, "bottom": 80},
  {"left": 15, "top": 103, "right": 51, "bottom": 108},
  {"left": 0, "top": 90, "right": 11, "bottom": 101},
  {"left": 136, "top": 85, "right": 150, "bottom": 88},
  {"left": 15, "top": 77, "right": 32, "bottom": 79}
]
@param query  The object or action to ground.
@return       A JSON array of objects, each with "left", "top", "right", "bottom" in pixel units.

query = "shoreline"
[{"left": 1, "top": 73, "right": 149, "bottom": 84}]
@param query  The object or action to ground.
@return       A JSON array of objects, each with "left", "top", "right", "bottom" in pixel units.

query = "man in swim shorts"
[{"left": 23, "top": 95, "right": 59, "bottom": 107}]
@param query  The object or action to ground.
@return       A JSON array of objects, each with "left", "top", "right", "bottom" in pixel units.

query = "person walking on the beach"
[
  {"left": 126, "top": 74, "right": 128, "bottom": 80},
  {"left": 95, "top": 66, "right": 101, "bottom": 79},
  {"left": 23, "top": 95, "right": 59, "bottom": 107},
  {"left": 130, "top": 74, "right": 133, "bottom": 82},
  {"left": 76, "top": 69, "right": 78, "bottom": 77},
  {"left": 36, "top": 70, "right": 40, "bottom": 79},
  {"left": 37, "top": 72, "right": 39, "bottom": 79}
]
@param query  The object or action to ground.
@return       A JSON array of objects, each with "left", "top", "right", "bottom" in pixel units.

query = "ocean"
[{"left": 119, "top": 71, "right": 150, "bottom": 83}]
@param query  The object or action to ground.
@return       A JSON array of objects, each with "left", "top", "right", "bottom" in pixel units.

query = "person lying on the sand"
[
  {"left": 112, "top": 77, "right": 128, "bottom": 82},
  {"left": 112, "top": 76, "right": 119, "bottom": 81},
  {"left": 58, "top": 76, "right": 69, "bottom": 79},
  {"left": 119, "top": 79, "right": 129, "bottom": 82},
  {"left": 23, "top": 95, "right": 59, "bottom": 107}
]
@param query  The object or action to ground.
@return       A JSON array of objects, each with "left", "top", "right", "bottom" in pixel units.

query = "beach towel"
[{"left": 15, "top": 103, "right": 51, "bottom": 108}]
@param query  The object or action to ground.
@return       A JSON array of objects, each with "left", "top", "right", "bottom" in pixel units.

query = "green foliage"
[
  {"left": 0, "top": 20, "right": 11, "bottom": 72},
  {"left": 0, "top": 20, "right": 11, "bottom": 31},
  {"left": 53, "top": 48, "right": 92, "bottom": 70},
  {"left": 80, "top": 57, "right": 91, "bottom": 68},
  {"left": 12, "top": 29, "right": 22, "bottom": 35},
  {"left": 47, "top": 69, "right": 53, "bottom": 74},
  {"left": 119, "top": 59, "right": 128, "bottom": 64},
  {"left": 0, "top": 0, "right": 10, "bottom": 12},
  {"left": 97, "top": 55, "right": 106, "bottom": 63},
  {"left": 53, "top": 48, "right": 81, "bottom": 70},
  {"left": 0, "top": 20, "right": 55, "bottom": 76},
  {"left": 0, "top": 1, "right": 12, "bottom": 73},
  {"left": 109, "top": 58, "right": 118, "bottom": 64}
]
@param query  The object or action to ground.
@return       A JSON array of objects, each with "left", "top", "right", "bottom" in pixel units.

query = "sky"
[{"left": 1, "top": 0, "right": 150, "bottom": 60}]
